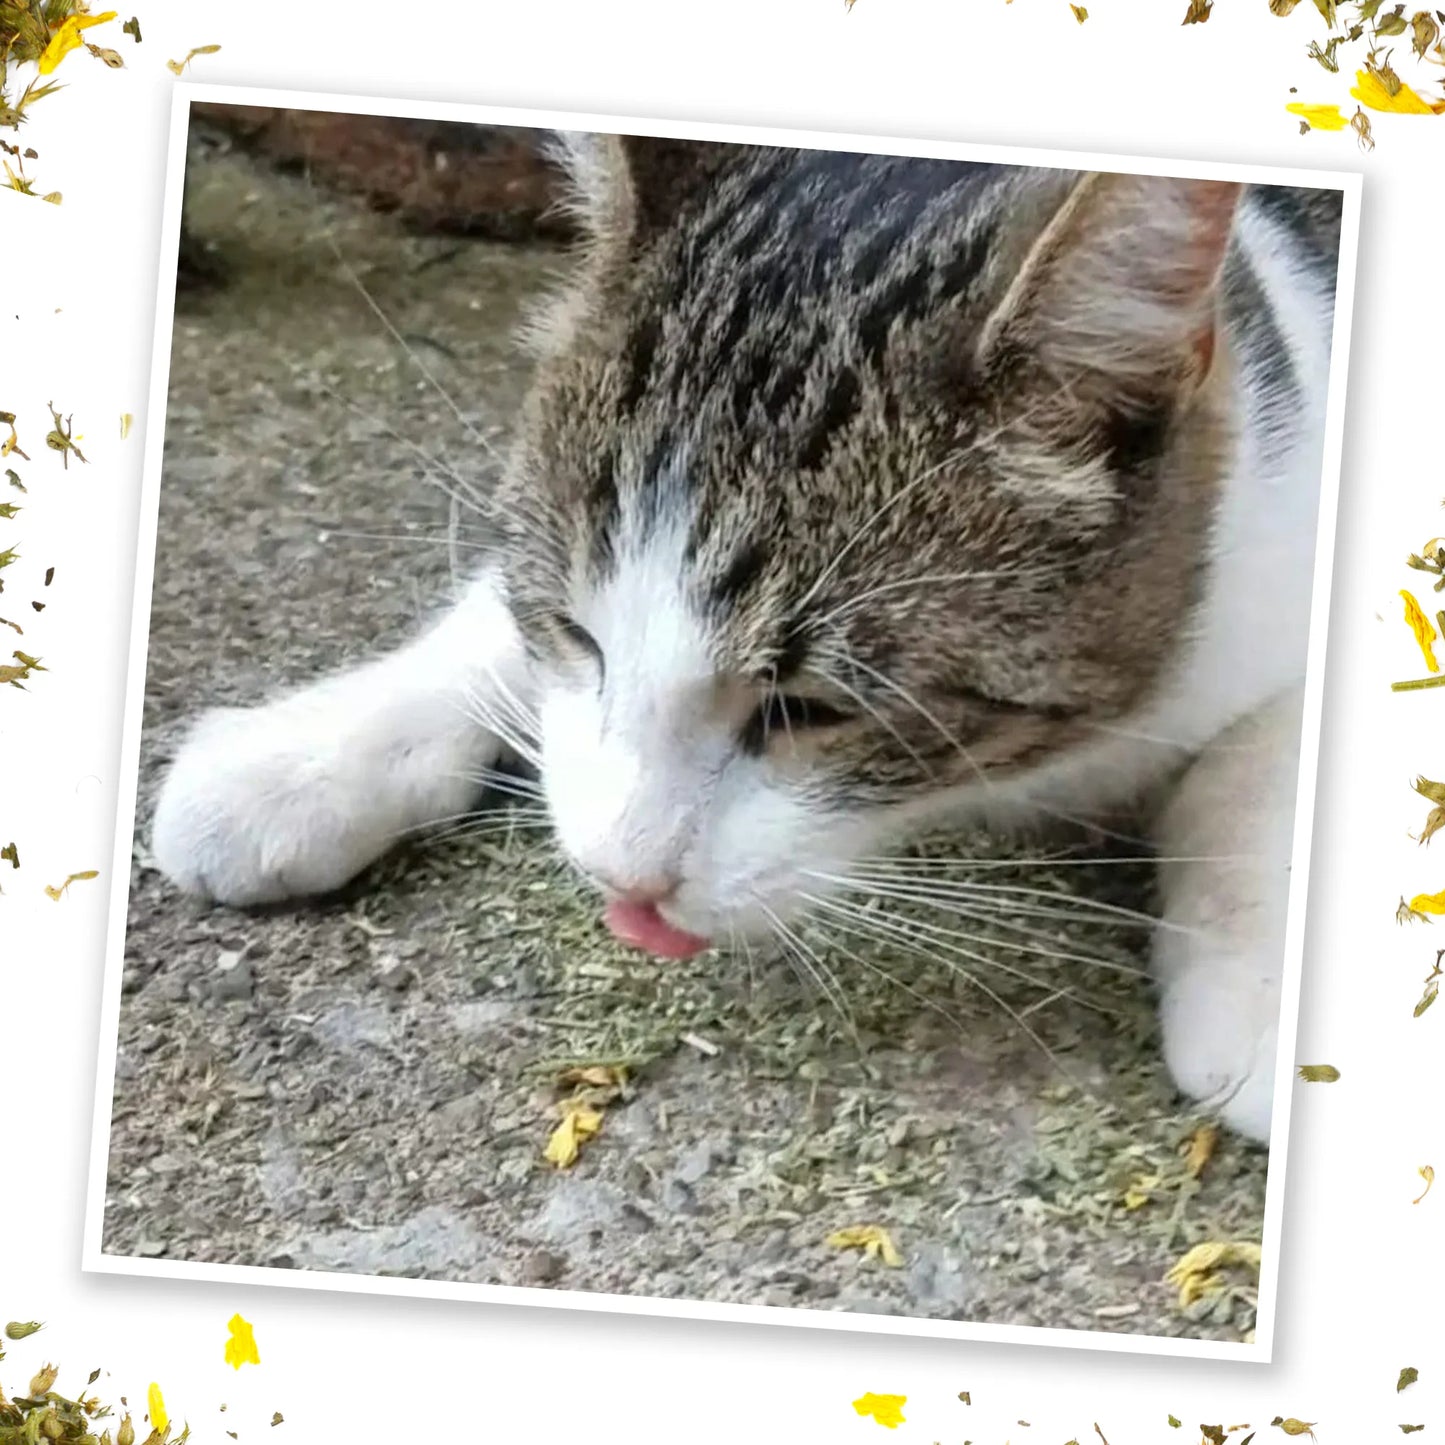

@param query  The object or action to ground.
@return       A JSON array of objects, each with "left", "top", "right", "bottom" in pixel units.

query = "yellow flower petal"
[
  {"left": 223, "top": 1312, "right": 261, "bottom": 1369},
  {"left": 1402, "top": 590, "right": 1440, "bottom": 672},
  {"left": 1352, "top": 68, "right": 1445, "bottom": 114},
  {"left": 1410, "top": 889, "right": 1445, "bottom": 914},
  {"left": 1286, "top": 102, "right": 1349, "bottom": 131},
  {"left": 1183, "top": 1123, "right": 1219, "bottom": 1179},
  {"left": 1163, "top": 1240, "right": 1262, "bottom": 1308},
  {"left": 37, "top": 11, "right": 118, "bottom": 75},
  {"left": 826, "top": 1224, "right": 904, "bottom": 1267},
  {"left": 147, "top": 1382, "right": 168, "bottom": 1435},
  {"left": 852, "top": 1393, "right": 908, "bottom": 1429},
  {"left": 543, "top": 1099, "right": 603, "bottom": 1169}
]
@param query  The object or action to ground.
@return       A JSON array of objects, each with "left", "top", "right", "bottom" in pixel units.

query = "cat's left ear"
[
  {"left": 550, "top": 131, "right": 733, "bottom": 246},
  {"left": 977, "top": 172, "right": 1242, "bottom": 406}
]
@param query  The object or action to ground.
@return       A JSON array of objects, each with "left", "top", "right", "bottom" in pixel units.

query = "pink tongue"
[{"left": 604, "top": 900, "right": 709, "bottom": 960}]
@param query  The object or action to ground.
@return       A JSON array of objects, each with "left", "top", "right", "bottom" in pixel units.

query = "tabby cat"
[{"left": 151, "top": 135, "right": 1343, "bottom": 1145}]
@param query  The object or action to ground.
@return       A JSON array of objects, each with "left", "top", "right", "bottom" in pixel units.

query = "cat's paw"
[
  {"left": 1147, "top": 688, "right": 1301, "bottom": 1144},
  {"left": 151, "top": 704, "right": 399, "bottom": 907},
  {"left": 1152, "top": 934, "right": 1279, "bottom": 1144}
]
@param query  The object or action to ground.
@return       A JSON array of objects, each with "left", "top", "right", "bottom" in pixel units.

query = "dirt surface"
[{"left": 102, "top": 127, "right": 1269, "bottom": 1344}]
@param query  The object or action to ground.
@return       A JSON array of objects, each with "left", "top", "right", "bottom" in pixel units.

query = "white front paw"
[
  {"left": 151, "top": 705, "right": 395, "bottom": 907},
  {"left": 1153, "top": 937, "right": 1279, "bottom": 1144}
]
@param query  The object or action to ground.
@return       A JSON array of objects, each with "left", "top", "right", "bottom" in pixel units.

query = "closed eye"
[
  {"left": 742, "top": 692, "right": 854, "bottom": 752},
  {"left": 555, "top": 615, "right": 605, "bottom": 678}
]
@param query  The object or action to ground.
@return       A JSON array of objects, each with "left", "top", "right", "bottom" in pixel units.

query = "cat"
[{"left": 150, "top": 134, "right": 1343, "bottom": 1146}]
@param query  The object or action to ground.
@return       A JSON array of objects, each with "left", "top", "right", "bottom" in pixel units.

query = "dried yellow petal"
[
  {"left": 1164, "top": 1240, "right": 1262, "bottom": 1308},
  {"left": 827, "top": 1224, "right": 904, "bottom": 1267},
  {"left": 1070, "top": 4, "right": 1088, "bottom": 19},
  {"left": 543, "top": 1099, "right": 602, "bottom": 1169},
  {"left": 1286, "top": 102, "right": 1349, "bottom": 131},
  {"left": 1411, "top": 889, "right": 1445, "bottom": 915},
  {"left": 1353, "top": 67, "right": 1445, "bottom": 112},
  {"left": 1414, "top": 1165, "right": 1435, "bottom": 1203},
  {"left": 1183, "top": 1124, "right": 1219, "bottom": 1179},
  {"left": 37, "top": 11, "right": 118, "bottom": 75},
  {"left": 223, "top": 1312, "right": 260, "bottom": 1369},
  {"left": 852, "top": 1393, "right": 908, "bottom": 1429},
  {"left": 1402, "top": 591, "right": 1440, "bottom": 672},
  {"left": 147, "top": 1383, "right": 167, "bottom": 1435}
]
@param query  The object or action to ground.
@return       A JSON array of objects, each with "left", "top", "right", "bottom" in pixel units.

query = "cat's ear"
[
  {"left": 550, "top": 131, "right": 732, "bottom": 246},
  {"left": 977, "top": 172, "right": 1242, "bottom": 406}
]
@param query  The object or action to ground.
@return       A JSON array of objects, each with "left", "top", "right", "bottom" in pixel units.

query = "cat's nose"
[{"left": 594, "top": 870, "right": 681, "bottom": 905}]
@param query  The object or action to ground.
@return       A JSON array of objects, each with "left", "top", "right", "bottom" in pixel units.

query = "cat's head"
[{"left": 491, "top": 135, "right": 1242, "bottom": 951}]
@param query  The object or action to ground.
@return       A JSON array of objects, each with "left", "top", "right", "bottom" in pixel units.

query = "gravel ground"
[{"left": 101, "top": 125, "right": 1269, "bottom": 1344}]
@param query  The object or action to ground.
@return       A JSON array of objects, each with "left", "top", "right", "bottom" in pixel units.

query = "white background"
[{"left": 0, "top": 1, "right": 1439, "bottom": 1440}]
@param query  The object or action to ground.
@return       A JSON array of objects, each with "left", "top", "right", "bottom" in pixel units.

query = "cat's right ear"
[
  {"left": 549, "top": 131, "right": 733, "bottom": 247},
  {"left": 975, "top": 170, "right": 1242, "bottom": 410}
]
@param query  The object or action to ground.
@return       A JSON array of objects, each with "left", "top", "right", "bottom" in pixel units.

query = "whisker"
[
  {"left": 801, "top": 893, "right": 1076, "bottom": 1079},
  {"left": 804, "top": 871, "right": 1150, "bottom": 979},
  {"left": 759, "top": 900, "right": 857, "bottom": 1034},
  {"left": 321, "top": 231, "right": 504, "bottom": 468},
  {"left": 807, "top": 891, "right": 1120, "bottom": 1016},
  {"left": 828, "top": 870, "right": 1201, "bottom": 937}
]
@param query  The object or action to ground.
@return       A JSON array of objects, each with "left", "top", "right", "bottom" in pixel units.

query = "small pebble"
[{"left": 519, "top": 1249, "right": 568, "bottom": 1285}]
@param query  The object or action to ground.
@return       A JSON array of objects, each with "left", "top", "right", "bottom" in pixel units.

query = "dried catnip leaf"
[
  {"left": 1183, "top": 0, "right": 1213, "bottom": 20},
  {"left": 1202, "top": 1427, "right": 1226, "bottom": 1445},
  {"left": 44, "top": 402, "right": 87, "bottom": 470},
  {"left": 1296, "top": 1064, "right": 1340, "bottom": 1082},
  {"left": 1401, "top": 1427, "right": 1425, "bottom": 1435},
  {"left": 1399, "top": 1367, "right": 1421, "bottom": 1392},
  {"left": 123, "top": 16, "right": 142, "bottom": 42},
  {"left": 44, "top": 868, "right": 98, "bottom": 900},
  {"left": 166, "top": 43, "right": 221, "bottom": 76}
]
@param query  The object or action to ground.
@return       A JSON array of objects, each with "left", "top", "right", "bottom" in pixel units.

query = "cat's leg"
[
  {"left": 1148, "top": 685, "right": 1305, "bottom": 1145},
  {"left": 151, "top": 567, "right": 531, "bottom": 907}
]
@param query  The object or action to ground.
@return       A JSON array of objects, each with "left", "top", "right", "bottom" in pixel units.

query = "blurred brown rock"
[{"left": 190, "top": 104, "right": 572, "bottom": 241}]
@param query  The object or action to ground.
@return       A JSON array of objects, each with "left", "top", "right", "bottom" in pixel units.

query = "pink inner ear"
[{"left": 1169, "top": 179, "right": 1244, "bottom": 300}]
